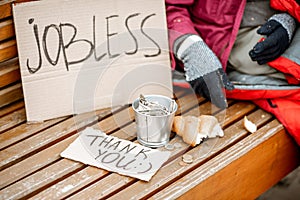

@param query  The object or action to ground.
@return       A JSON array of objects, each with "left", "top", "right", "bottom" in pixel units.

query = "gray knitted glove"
[
  {"left": 174, "top": 35, "right": 234, "bottom": 109},
  {"left": 249, "top": 13, "right": 296, "bottom": 64}
]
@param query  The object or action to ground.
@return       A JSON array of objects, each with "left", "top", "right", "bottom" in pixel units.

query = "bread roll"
[{"left": 172, "top": 115, "right": 224, "bottom": 146}]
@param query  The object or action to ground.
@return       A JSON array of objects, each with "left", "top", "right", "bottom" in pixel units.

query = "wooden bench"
[{"left": 1, "top": 1, "right": 300, "bottom": 199}]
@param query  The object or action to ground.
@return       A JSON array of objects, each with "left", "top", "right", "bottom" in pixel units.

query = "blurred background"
[{"left": 258, "top": 166, "right": 300, "bottom": 200}]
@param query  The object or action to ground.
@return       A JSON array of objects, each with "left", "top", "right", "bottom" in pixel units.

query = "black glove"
[
  {"left": 174, "top": 35, "right": 234, "bottom": 109},
  {"left": 189, "top": 68, "right": 234, "bottom": 109},
  {"left": 249, "top": 13, "right": 296, "bottom": 65}
]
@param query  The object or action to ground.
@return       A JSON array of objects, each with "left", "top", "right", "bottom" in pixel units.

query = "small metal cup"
[{"left": 132, "top": 94, "right": 177, "bottom": 148}]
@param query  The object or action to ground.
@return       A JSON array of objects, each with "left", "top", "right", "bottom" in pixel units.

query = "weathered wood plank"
[
  {"left": 30, "top": 123, "right": 140, "bottom": 200},
  {"left": 29, "top": 165, "right": 109, "bottom": 200},
  {"left": 0, "top": 99, "right": 23, "bottom": 118},
  {"left": 0, "top": 39, "right": 17, "bottom": 62},
  {"left": 174, "top": 91, "right": 205, "bottom": 116},
  {"left": 0, "top": 107, "right": 115, "bottom": 170},
  {"left": 106, "top": 109, "right": 271, "bottom": 200},
  {"left": 0, "top": 104, "right": 149, "bottom": 197},
  {"left": 0, "top": 108, "right": 25, "bottom": 133},
  {"left": 0, "top": 83, "right": 23, "bottom": 108},
  {"left": 152, "top": 120, "right": 300, "bottom": 200},
  {"left": 94, "top": 106, "right": 134, "bottom": 133},
  {"left": 0, "top": 134, "right": 76, "bottom": 189},
  {"left": 0, "top": 19, "right": 14, "bottom": 41},
  {"left": 0, "top": 105, "right": 131, "bottom": 197},
  {"left": 0, "top": 117, "right": 135, "bottom": 198},
  {"left": 0, "top": 57, "right": 20, "bottom": 88},
  {"left": 0, "top": 3, "right": 12, "bottom": 20},
  {"left": 0, "top": 116, "right": 68, "bottom": 150},
  {"left": 0, "top": 159, "right": 84, "bottom": 200}
]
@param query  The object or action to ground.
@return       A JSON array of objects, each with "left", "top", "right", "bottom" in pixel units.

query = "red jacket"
[
  {"left": 166, "top": 0, "right": 300, "bottom": 145},
  {"left": 166, "top": 0, "right": 246, "bottom": 69}
]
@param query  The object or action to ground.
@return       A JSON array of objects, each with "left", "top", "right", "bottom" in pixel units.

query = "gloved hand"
[
  {"left": 174, "top": 35, "right": 234, "bottom": 109},
  {"left": 249, "top": 13, "right": 296, "bottom": 65}
]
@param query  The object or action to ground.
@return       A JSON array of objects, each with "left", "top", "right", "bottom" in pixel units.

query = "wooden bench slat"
[
  {"left": 0, "top": 159, "right": 83, "bottom": 200},
  {"left": 0, "top": 39, "right": 17, "bottom": 62},
  {"left": 0, "top": 134, "right": 76, "bottom": 189},
  {"left": 0, "top": 57, "right": 20, "bottom": 88},
  {"left": 0, "top": 99, "right": 24, "bottom": 118},
  {"left": 24, "top": 92, "right": 200, "bottom": 199},
  {"left": 174, "top": 91, "right": 205, "bottom": 115},
  {"left": 153, "top": 120, "right": 300, "bottom": 200},
  {"left": 0, "top": 107, "right": 114, "bottom": 170},
  {"left": 0, "top": 19, "right": 14, "bottom": 42},
  {"left": 0, "top": 116, "right": 68, "bottom": 150},
  {"left": 0, "top": 83, "right": 23, "bottom": 108},
  {"left": 0, "top": 107, "right": 25, "bottom": 134},
  {"left": 26, "top": 124, "right": 138, "bottom": 200},
  {"left": 0, "top": 105, "right": 125, "bottom": 190},
  {"left": 0, "top": 106, "right": 130, "bottom": 195},
  {"left": 29, "top": 164, "right": 110, "bottom": 200},
  {"left": 0, "top": 123, "right": 137, "bottom": 199},
  {"left": 0, "top": 3, "right": 12, "bottom": 20},
  {"left": 106, "top": 109, "right": 272, "bottom": 200},
  {"left": 30, "top": 166, "right": 109, "bottom": 200},
  {"left": 95, "top": 107, "right": 134, "bottom": 134}
]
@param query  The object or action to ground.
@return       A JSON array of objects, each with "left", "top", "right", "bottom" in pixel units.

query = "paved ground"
[{"left": 257, "top": 166, "right": 300, "bottom": 200}]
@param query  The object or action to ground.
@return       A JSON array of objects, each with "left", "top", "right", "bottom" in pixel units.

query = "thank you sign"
[
  {"left": 61, "top": 127, "right": 171, "bottom": 181},
  {"left": 13, "top": 0, "right": 172, "bottom": 121}
]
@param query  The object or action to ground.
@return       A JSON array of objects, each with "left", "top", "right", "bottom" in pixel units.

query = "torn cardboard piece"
[
  {"left": 61, "top": 127, "right": 171, "bottom": 181},
  {"left": 13, "top": 0, "right": 172, "bottom": 122}
]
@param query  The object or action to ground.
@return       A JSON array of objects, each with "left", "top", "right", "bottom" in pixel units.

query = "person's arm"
[
  {"left": 249, "top": 13, "right": 296, "bottom": 64},
  {"left": 270, "top": 0, "right": 300, "bottom": 21},
  {"left": 165, "top": 0, "right": 234, "bottom": 109},
  {"left": 165, "top": 0, "right": 198, "bottom": 68},
  {"left": 249, "top": 0, "right": 299, "bottom": 65},
  {"left": 174, "top": 34, "right": 234, "bottom": 109}
]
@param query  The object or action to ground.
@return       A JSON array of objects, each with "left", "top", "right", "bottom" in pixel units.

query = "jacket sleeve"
[
  {"left": 165, "top": 0, "right": 199, "bottom": 68},
  {"left": 267, "top": 0, "right": 300, "bottom": 83},
  {"left": 270, "top": 0, "right": 300, "bottom": 22}
]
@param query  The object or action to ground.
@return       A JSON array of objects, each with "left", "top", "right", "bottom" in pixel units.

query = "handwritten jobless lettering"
[
  {"left": 85, "top": 133, "right": 153, "bottom": 174},
  {"left": 26, "top": 13, "right": 161, "bottom": 74}
]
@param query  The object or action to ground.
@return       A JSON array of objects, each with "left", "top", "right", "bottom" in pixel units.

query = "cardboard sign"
[
  {"left": 61, "top": 127, "right": 171, "bottom": 181},
  {"left": 13, "top": 0, "right": 172, "bottom": 121}
]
